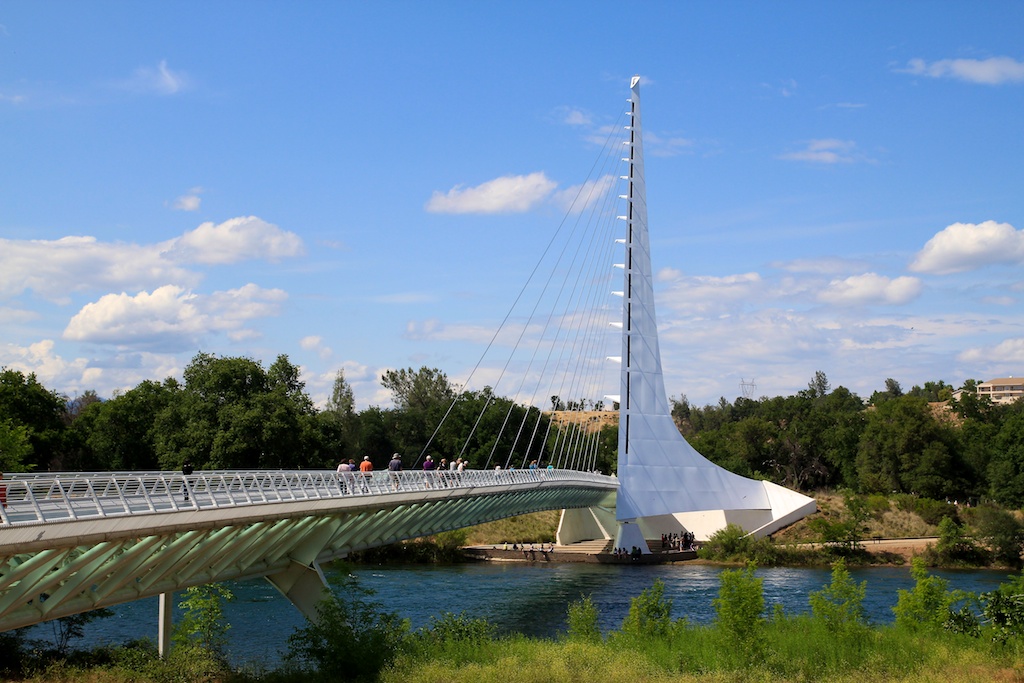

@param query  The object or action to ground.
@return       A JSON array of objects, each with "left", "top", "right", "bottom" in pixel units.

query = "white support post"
[{"left": 158, "top": 592, "right": 173, "bottom": 658}]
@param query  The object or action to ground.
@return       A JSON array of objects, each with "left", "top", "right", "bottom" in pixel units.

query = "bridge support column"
[
  {"left": 265, "top": 560, "right": 329, "bottom": 622},
  {"left": 158, "top": 592, "right": 173, "bottom": 658}
]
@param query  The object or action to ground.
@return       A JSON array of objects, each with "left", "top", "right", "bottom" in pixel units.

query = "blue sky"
[{"left": 2, "top": 2, "right": 1023, "bottom": 409}]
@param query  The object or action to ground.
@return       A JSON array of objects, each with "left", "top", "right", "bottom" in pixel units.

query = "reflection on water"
[{"left": 28, "top": 562, "right": 1014, "bottom": 668}]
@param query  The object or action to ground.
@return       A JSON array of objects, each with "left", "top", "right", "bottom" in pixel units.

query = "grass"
[{"left": 463, "top": 510, "right": 560, "bottom": 546}]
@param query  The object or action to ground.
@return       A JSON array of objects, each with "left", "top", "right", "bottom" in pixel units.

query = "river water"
[{"left": 28, "top": 561, "right": 1014, "bottom": 668}]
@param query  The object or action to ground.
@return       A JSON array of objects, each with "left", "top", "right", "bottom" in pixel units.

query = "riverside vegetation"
[
  {"left": 6, "top": 559, "right": 1024, "bottom": 682},
  {"left": 4, "top": 361, "right": 1024, "bottom": 514}
]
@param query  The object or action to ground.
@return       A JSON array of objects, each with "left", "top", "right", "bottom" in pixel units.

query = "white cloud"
[
  {"left": 658, "top": 271, "right": 764, "bottom": 315},
  {"left": 173, "top": 187, "right": 204, "bottom": 211},
  {"left": 0, "top": 235, "right": 198, "bottom": 303},
  {"left": 909, "top": 220, "right": 1024, "bottom": 274},
  {"left": 553, "top": 174, "right": 618, "bottom": 214},
  {"left": 373, "top": 292, "right": 436, "bottom": 304},
  {"left": 818, "top": 273, "right": 922, "bottom": 306},
  {"left": 62, "top": 283, "right": 286, "bottom": 350},
  {"left": 168, "top": 216, "right": 305, "bottom": 264},
  {"left": 0, "top": 306, "right": 39, "bottom": 323},
  {"left": 643, "top": 131, "right": 693, "bottom": 157},
  {"left": 301, "top": 335, "right": 333, "bottom": 360},
  {"left": 425, "top": 172, "right": 557, "bottom": 214},
  {"left": 0, "top": 216, "right": 304, "bottom": 302},
  {"left": 960, "top": 338, "right": 1024, "bottom": 364},
  {"left": 122, "top": 59, "right": 189, "bottom": 95},
  {"left": 775, "top": 257, "right": 870, "bottom": 275},
  {"left": 899, "top": 56, "right": 1024, "bottom": 85},
  {"left": 0, "top": 339, "right": 90, "bottom": 389},
  {"left": 779, "top": 139, "right": 858, "bottom": 164},
  {"left": 557, "top": 106, "right": 591, "bottom": 126}
]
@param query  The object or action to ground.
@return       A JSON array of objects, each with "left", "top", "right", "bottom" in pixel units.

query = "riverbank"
[
  {"left": 464, "top": 542, "right": 697, "bottom": 564},
  {"left": 10, "top": 562, "right": 1023, "bottom": 683},
  {"left": 461, "top": 536, "right": 938, "bottom": 567}
]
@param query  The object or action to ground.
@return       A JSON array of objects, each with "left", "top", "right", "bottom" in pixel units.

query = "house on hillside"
[{"left": 953, "top": 377, "right": 1024, "bottom": 405}]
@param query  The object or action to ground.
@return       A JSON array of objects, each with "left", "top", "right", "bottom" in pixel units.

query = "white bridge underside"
[
  {"left": 557, "top": 76, "right": 816, "bottom": 549},
  {"left": 0, "top": 470, "right": 615, "bottom": 635}
]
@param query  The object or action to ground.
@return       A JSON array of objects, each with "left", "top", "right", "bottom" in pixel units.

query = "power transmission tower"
[{"left": 739, "top": 378, "right": 757, "bottom": 399}]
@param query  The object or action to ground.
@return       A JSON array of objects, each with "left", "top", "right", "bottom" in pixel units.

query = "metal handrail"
[{"left": 0, "top": 468, "right": 617, "bottom": 527}]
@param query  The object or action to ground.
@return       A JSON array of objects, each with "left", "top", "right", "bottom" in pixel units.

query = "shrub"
[
  {"left": 566, "top": 594, "right": 601, "bottom": 643},
  {"left": 809, "top": 558, "right": 867, "bottom": 633},
  {"left": 712, "top": 562, "right": 765, "bottom": 646},
  {"left": 172, "top": 583, "right": 233, "bottom": 660},
  {"left": 915, "top": 497, "right": 958, "bottom": 526},
  {"left": 420, "top": 611, "right": 494, "bottom": 647},
  {"left": 966, "top": 504, "right": 1024, "bottom": 568},
  {"left": 697, "top": 523, "right": 750, "bottom": 561},
  {"left": 893, "top": 557, "right": 970, "bottom": 632},
  {"left": 286, "top": 574, "right": 409, "bottom": 681},
  {"left": 931, "top": 516, "right": 989, "bottom": 566},
  {"left": 619, "top": 579, "right": 674, "bottom": 641},
  {"left": 866, "top": 493, "right": 891, "bottom": 516}
]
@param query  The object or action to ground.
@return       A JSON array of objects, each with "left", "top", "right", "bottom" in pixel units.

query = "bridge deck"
[{"left": 0, "top": 469, "right": 618, "bottom": 634}]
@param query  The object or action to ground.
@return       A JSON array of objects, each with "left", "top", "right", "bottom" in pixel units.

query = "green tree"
[
  {"left": 804, "top": 370, "right": 831, "bottom": 399},
  {"left": 286, "top": 574, "right": 408, "bottom": 682},
  {"left": 0, "top": 368, "right": 67, "bottom": 470},
  {"left": 713, "top": 562, "right": 765, "bottom": 648},
  {"left": 381, "top": 366, "right": 454, "bottom": 412},
  {"left": 967, "top": 504, "right": 1024, "bottom": 568},
  {"left": 155, "top": 353, "right": 322, "bottom": 470},
  {"left": 48, "top": 608, "right": 115, "bottom": 655},
  {"left": 173, "top": 583, "right": 234, "bottom": 660},
  {"left": 80, "top": 379, "right": 179, "bottom": 471},
  {"left": 809, "top": 558, "right": 867, "bottom": 633},
  {"left": 566, "top": 594, "right": 601, "bottom": 642},
  {"left": 892, "top": 558, "right": 966, "bottom": 631},
  {"left": 0, "top": 419, "right": 32, "bottom": 472},
  {"left": 619, "top": 579, "right": 673, "bottom": 640},
  {"left": 933, "top": 516, "right": 988, "bottom": 566},
  {"left": 856, "top": 395, "right": 962, "bottom": 498},
  {"left": 987, "top": 411, "right": 1024, "bottom": 507}
]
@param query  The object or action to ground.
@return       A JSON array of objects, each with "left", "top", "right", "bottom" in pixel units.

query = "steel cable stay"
[
  {"left": 415, "top": 111, "right": 626, "bottom": 464},
  {"left": 416, "top": 108, "right": 627, "bottom": 473}
]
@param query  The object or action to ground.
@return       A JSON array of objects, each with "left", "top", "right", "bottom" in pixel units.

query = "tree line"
[
  {"left": 673, "top": 370, "right": 1024, "bottom": 507},
  {"left": 0, "top": 353, "right": 565, "bottom": 474},
  {"left": 4, "top": 356, "right": 1022, "bottom": 509}
]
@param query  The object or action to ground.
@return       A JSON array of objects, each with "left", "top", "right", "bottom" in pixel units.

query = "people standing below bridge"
[
  {"left": 181, "top": 461, "right": 193, "bottom": 502},
  {"left": 388, "top": 453, "right": 402, "bottom": 490}
]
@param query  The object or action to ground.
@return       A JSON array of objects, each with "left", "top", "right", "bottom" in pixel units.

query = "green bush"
[
  {"left": 966, "top": 504, "right": 1024, "bottom": 568},
  {"left": 893, "top": 557, "right": 971, "bottom": 632},
  {"left": 929, "top": 516, "right": 990, "bottom": 567},
  {"left": 617, "top": 579, "right": 674, "bottom": 641},
  {"left": 865, "top": 493, "right": 891, "bottom": 515},
  {"left": 712, "top": 562, "right": 764, "bottom": 647},
  {"left": 286, "top": 574, "right": 409, "bottom": 681},
  {"left": 808, "top": 558, "right": 867, "bottom": 633},
  {"left": 565, "top": 594, "right": 601, "bottom": 643},
  {"left": 697, "top": 523, "right": 750, "bottom": 561},
  {"left": 915, "top": 497, "right": 958, "bottom": 526},
  {"left": 172, "top": 583, "right": 234, "bottom": 660}
]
